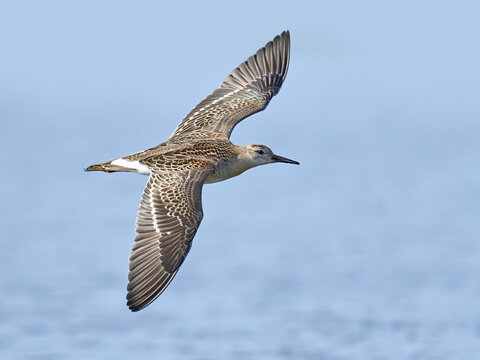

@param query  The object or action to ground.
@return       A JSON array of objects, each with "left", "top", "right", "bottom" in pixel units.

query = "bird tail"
[
  {"left": 85, "top": 161, "right": 125, "bottom": 173},
  {"left": 85, "top": 158, "right": 148, "bottom": 173}
]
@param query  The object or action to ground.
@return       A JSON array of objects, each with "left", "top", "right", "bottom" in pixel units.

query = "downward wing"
[
  {"left": 168, "top": 31, "right": 290, "bottom": 142},
  {"left": 127, "top": 168, "right": 212, "bottom": 311}
]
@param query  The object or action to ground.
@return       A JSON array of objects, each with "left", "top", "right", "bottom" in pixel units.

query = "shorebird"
[{"left": 86, "top": 31, "right": 298, "bottom": 311}]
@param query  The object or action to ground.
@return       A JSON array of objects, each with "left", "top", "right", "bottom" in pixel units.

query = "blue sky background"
[{"left": 1, "top": 1, "right": 479, "bottom": 359}]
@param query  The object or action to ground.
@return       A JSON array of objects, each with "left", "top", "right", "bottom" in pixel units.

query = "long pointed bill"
[{"left": 271, "top": 154, "right": 300, "bottom": 165}]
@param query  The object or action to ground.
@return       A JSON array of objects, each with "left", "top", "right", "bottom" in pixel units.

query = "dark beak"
[{"left": 271, "top": 154, "right": 300, "bottom": 165}]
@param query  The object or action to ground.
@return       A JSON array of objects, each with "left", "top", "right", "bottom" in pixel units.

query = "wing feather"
[
  {"left": 168, "top": 31, "right": 290, "bottom": 141},
  {"left": 126, "top": 168, "right": 212, "bottom": 311}
]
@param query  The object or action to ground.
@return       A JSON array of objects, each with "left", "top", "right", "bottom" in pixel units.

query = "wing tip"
[
  {"left": 126, "top": 270, "right": 179, "bottom": 312},
  {"left": 224, "top": 30, "right": 290, "bottom": 89}
]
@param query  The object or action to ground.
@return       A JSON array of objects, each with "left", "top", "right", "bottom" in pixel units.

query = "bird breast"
[{"left": 205, "top": 158, "right": 252, "bottom": 184}]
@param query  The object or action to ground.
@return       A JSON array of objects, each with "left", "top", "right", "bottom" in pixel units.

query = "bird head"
[{"left": 243, "top": 145, "right": 299, "bottom": 166}]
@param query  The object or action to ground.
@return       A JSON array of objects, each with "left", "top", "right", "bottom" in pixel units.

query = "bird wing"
[
  {"left": 168, "top": 31, "right": 290, "bottom": 142},
  {"left": 127, "top": 168, "right": 212, "bottom": 311}
]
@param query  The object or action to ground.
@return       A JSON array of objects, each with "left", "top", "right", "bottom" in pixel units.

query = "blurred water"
[{"left": 1, "top": 1, "right": 480, "bottom": 359}]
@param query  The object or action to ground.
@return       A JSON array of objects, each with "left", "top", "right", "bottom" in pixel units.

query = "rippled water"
[{"left": 1, "top": 1, "right": 480, "bottom": 359}]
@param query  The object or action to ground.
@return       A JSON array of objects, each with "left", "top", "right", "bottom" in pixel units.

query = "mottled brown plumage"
[{"left": 86, "top": 31, "right": 298, "bottom": 311}]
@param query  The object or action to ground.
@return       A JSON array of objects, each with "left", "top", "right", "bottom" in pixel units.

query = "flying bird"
[{"left": 86, "top": 31, "right": 298, "bottom": 311}]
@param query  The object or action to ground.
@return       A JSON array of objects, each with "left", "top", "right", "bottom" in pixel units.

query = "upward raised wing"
[{"left": 168, "top": 31, "right": 290, "bottom": 142}]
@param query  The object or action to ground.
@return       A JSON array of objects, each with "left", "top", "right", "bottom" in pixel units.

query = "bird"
[{"left": 86, "top": 30, "right": 298, "bottom": 311}]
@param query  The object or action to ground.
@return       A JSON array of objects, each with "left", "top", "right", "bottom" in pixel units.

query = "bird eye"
[{"left": 256, "top": 150, "right": 264, "bottom": 155}]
